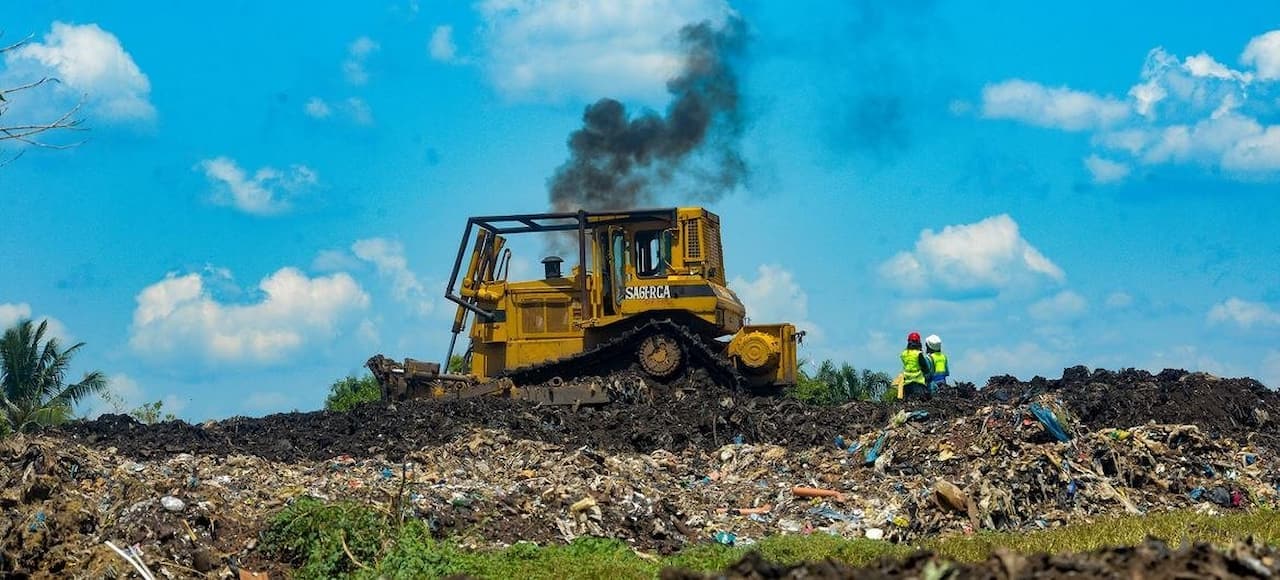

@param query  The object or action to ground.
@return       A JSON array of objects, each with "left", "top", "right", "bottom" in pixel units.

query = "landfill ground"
[
  {"left": 666, "top": 538, "right": 1280, "bottom": 579},
  {"left": 2, "top": 366, "right": 1278, "bottom": 578}
]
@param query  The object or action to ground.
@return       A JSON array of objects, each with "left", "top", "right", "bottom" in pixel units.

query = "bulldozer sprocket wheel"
[{"left": 638, "top": 333, "right": 683, "bottom": 378}]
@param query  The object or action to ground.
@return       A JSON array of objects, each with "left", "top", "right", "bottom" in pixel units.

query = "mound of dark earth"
[
  {"left": 662, "top": 538, "right": 1280, "bottom": 580},
  {"left": 56, "top": 367, "right": 1278, "bottom": 462}
]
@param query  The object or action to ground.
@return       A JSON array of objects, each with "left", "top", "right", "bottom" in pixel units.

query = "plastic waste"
[
  {"left": 1207, "top": 486, "right": 1232, "bottom": 507},
  {"left": 777, "top": 518, "right": 803, "bottom": 532},
  {"left": 864, "top": 432, "right": 888, "bottom": 465},
  {"left": 864, "top": 527, "right": 885, "bottom": 540},
  {"left": 161, "top": 496, "right": 185, "bottom": 512},
  {"left": 1029, "top": 403, "right": 1071, "bottom": 442},
  {"left": 1189, "top": 486, "right": 1205, "bottom": 501},
  {"left": 713, "top": 531, "right": 736, "bottom": 545},
  {"left": 808, "top": 506, "right": 861, "bottom": 522}
]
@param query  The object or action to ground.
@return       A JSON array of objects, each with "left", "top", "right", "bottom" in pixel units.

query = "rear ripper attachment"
[{"left": 366, "top": 207, "right": 804, "bottom": 406}]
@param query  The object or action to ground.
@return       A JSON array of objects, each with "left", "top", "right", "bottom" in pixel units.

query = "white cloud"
[
  {"left": 343, "top": 36, "right": 379, "bottom": 85},
  {"left": 1104, "top": 291, "right": 1134, "bottom": 310},
  {"left": 0, "top": 302, "right": 71, "bottom": 342},
  {"left": 302, "top": 97, "right": 372, "bottom": 125},
  {"left": 983, "top": 35, "right": 1280, "bottom": 180},
  {"left": 0, "top": 303, "right": 33, "bottom": 331},
  {"left": 730, "top": 264, "right": 822, "bottom": 340},
  {"left": 312, "top": 249, "right": 365, "bottom": 273},
  {"left": 1184, "top": 53, "right": 1250, "bottom": 82},
  {"left": 1028, "top": 290, "right": 1088, "bottom": 321},
  {"left": 1084, "top": 154, "right": 1131, "bottom": 184},
  {"left": 130, "top": 267, "right": 370, "bottom": 365},
  {"left": 304, "top": 97, "right": 332, "bottom": 119},
  {"left": 352, "top": 238, "right": 433, "bottom": 317},
  {"left": 981, "top": 79, "right": 1129, "bottom": 131},
  {"left": 880, "top": 214, "right": 1064, "bottom": 297},
  {"left": 477, "top": 0, "right": 730, "bottom": 103},
  {"left": 430, "top": 25, "right": 458, "bottom": 62},
  {"left": 197, "top": 156, "right": 318, "bottom": 216},
  {"left": 2, "top": 22, "right": 154, "bottom": 123},
  {"left": 1222, "top": 125, "right": 1280, "bottom": 172},
  {"left": 1242, "top": 30, "right": 1280, "bottom": 81},
  {"left": 1207, "top": 297, "right": 1280, "bottom": 329}
]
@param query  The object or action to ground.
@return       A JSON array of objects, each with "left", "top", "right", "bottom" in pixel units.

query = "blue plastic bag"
[{"left": 1029, "top": 403, "right": 1071, "bottom": 442}]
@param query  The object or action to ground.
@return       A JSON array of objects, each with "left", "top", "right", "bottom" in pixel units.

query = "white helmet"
[{"left": 925, "top": 334, "right": 942, "bottom": 351}]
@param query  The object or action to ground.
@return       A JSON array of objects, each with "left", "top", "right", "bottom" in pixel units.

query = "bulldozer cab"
[{"left": 600, "top": 225, "right": 675, "bottom": 314}]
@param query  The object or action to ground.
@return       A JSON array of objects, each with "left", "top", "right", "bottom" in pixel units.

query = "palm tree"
[{"left": 1, "top": 319, "right": 108, "bottom": 433}]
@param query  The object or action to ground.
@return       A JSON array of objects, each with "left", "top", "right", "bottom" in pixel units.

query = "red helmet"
[{"left": 907, "top": 332, "right": 921, "bottom": 342}]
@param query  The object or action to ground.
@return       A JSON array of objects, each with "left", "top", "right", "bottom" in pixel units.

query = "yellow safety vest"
[
  {"left": 901, "top": 349, "right": 926, "bottom": 384},
  {"left": 930, "top": 352, "right": 948, "bottom": 376}
]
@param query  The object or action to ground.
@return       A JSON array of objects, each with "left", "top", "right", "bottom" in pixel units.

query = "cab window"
[{"left": 634, "top": 230, "right": 671, "bottom": 278}]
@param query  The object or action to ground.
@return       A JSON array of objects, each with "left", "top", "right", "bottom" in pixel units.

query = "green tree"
[
  {"left": 448, "top": 354, "right": 467, "bottom": 374},
  {"left": 1, "top": 319, "right": 108, "bottom": 433},
  {"left": 790, "top": 359, "right": 894, "bottom": 405},
  {"left": 324, "top": 374, "right": 381, "bottom": 412}
]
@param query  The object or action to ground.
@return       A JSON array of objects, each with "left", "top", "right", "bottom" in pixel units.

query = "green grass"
[{"left": 260, "top": 498, "right": 1280, "bottom": 580}]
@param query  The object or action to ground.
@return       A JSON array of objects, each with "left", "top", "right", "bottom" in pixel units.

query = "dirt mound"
[
  {"left": 662, "top": 538, "right": 1280, "bottom": 579},
  {"left": 58, "top": 377, "right": 975, "bottom": 462},
  {"left": 979, "top": 367, "right": 1279, "bottom": 447},
  {"left": 56, "top": 367, "right": 1277, "bottom": 463}
]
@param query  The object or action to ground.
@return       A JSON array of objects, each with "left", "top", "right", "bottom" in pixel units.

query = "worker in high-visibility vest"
[
  {"left": 900, "top": 332, "right": 932, "bottom": 400},
  {"left": 925, "top": 334, "right": 948, "bottom": 394}
]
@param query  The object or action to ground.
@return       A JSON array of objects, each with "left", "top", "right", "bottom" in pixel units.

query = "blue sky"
[{"left": 3, "top": 1, "right": 1279, "bottom": 419}]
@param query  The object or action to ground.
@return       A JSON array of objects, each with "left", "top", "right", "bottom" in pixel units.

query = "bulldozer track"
[{"left": 500, "top": 318, "right": 745, "bottom": 390}]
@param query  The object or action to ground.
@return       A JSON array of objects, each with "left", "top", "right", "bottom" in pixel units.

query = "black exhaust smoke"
[{"left": 548, "top": 17, "right": 748, "bottom": 213}]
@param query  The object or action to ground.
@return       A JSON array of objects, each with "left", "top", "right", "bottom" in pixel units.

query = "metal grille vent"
[{"left": 684, "top": 219, "right": 701, "bottom": 260}]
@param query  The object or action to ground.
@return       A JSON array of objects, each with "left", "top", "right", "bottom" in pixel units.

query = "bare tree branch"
[
  {"left": 0, "top": 33, "right": 34, "bottom": 55},
  {"left": 0, "top": 149, "right": 27, "bottom": 168},
  {"left": 0, "top": 32, "right": 88, "bottom": 161}
]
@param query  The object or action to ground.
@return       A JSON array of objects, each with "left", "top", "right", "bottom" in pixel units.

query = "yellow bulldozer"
[{"left": 367, "top": 207, "right": 803, "bottom": 405}]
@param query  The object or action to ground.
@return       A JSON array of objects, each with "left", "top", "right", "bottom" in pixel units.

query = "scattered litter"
[
  {"left": 160, "top": 496, "right": 185, "bottom": 512},
  {"left": 0, "top": 365, "right": 1271, "bottom": 577}
]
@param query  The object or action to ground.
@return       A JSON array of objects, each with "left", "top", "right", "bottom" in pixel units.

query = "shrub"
[
  {"left": 261, "top": 497, "right": 388, "bottom": 579},
  {"left": 325, "top": 375, "right": 381, "bottom": 412}
]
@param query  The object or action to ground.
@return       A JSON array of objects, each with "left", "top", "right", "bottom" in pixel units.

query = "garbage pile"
[
  {"left": 662, "top": 538, "right": 1280, "bottom": 579},
  {"left": 1, "top": 367, "right": 1276, "bottom": 576},
  {"left": 58, "top": 368, "right": 1279, "bottom": 463}
]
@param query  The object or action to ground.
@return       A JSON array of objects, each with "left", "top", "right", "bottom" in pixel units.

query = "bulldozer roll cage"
[{"left": 443, "top": 208, "right": 680, "bottom": 363}]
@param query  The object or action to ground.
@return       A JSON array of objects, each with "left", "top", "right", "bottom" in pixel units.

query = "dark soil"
[
  {"left": 983, "top": 366, "right": 1280, "bottom": 448},
  {"left": 663, "top": 538, "right": 1280, "bottom": 579},
  {"left": 55, "top": 367, "right": 1280, "bottom": 462}
]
